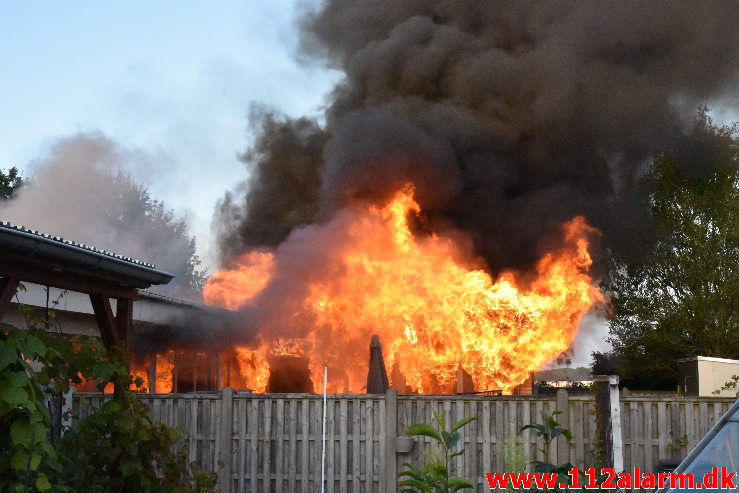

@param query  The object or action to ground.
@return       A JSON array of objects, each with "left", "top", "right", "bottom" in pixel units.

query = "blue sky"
[{"left": 0, "top": 1, "right": 339, "bottom": 268}]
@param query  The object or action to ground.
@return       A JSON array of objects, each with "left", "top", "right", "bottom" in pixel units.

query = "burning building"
[{"left": 4, "top": 1, "right": 738, "bottom": 397}]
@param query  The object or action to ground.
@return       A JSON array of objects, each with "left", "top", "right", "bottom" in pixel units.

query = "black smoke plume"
[{"left": 217, "top": 0, "right": 739, "bottom": 273}]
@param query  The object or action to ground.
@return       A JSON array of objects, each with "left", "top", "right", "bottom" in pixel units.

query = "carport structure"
[{"left": 0, "top": 221, "right": 173, "bottom": 350}]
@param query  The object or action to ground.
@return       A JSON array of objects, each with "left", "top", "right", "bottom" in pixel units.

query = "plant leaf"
[
  {"left": 450, "top": 416, "right": 476, "bottom": 433},
  {"left": 449, "top": 477, "right": 474, "bottom": 490},
  {"left": 399, "top": 478, "right": 434, "bottom": 492},
  {"left": 519, "top": 423, "right": 546, "bottom": 436},
  {"left": 0, "top": 342, "right": 17, "bottom": 370},
  {"left": 10, "top": 421, "right": 33, "bottom": 447},
  {"left": 405, "top": 424, "right": 443, "bottom": 443},
  {"left": 433, "top": 410, "right": 446, "bottom": 429},
  {"left": 35, "top": 473, "right": 52, "bottom": 492},
  {"left": 446, "top": 431, "right": 460, "bottom": 449}
]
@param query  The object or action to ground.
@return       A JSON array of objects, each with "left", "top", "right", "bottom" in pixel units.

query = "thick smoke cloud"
[
  {"left": 0, "top": 133, "right": 205, "bottom": 299},
  {"left": 217, "top": 1, "right": 739, "bottom": 273}
]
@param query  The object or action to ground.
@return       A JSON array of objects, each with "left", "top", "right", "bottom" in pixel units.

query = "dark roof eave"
[{"left": 0, "top": 225, "right": 173, "bottom": 288}]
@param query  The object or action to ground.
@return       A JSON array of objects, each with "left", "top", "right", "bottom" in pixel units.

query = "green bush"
[{"left": 0, "top": 322, "right": 219, "bottom": 492}]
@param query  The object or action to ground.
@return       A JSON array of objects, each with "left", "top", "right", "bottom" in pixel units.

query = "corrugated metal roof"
[
  {"left": 0, "top": 220, "right": 156, "bottom": 268},
  {"left": 0, "top": 220, "right": 173, "bottom": 286}
]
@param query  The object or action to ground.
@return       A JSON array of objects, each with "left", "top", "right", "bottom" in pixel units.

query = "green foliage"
[
  {"left": 712, "top": 375, "right": 739, "bottom": 395},
  {"left": 503, "top": 440, "right": 528, "bottom": 493},
  {"left": 601, "top": 111, "right": 738, "bottom": 389},
  {"left": 519, "top": 410, "right": 574, "bottom": 492},
  {"left": 665, "top": 434, "right": 689, "bottom": 453},
  {"left": 399, "top": 411, "right": 476, "bottom": 492},
  {"left": 0, "top": 323, "right": 219, "bottom": 492},
  {"left": 0, "top": 166, "right": 24, "bottom": 200},
  {"left": 0, "top": 325, "right": 57, "bottom": 492}
]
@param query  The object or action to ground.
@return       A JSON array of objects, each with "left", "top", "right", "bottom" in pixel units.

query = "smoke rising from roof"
[
  {"left": 0, "top": 133, "right": 206, "bottom": 299},
  {"left": 216, "top": 1, "right": 739, "bottom": 274}
]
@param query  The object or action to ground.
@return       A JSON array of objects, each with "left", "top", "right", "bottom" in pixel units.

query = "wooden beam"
[
  {"left": 0, "top": 258, "right": 139, "bottom": 300},
  {"left": 0, "top": 276, "right": 20, "bottom": 322},
  {"left": 116, "top": 298, "right": 133, "bottom": 350},
  {"left": 89, "top": 294, "right": 118, "bottom": 349}
]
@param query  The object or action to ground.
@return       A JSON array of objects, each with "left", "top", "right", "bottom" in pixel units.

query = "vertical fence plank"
[
  {"left": 365, "top": 400, "right": 374, "bottom": 492},
  {"left": 339, "top": 399, "right": 348, "bottom": 492},
  {"left": 249, "top": 399, "right": 258, "bottom": 493},
  {"left": 351, "top": 398, "right": 361, "bottom": 493},
  {"left": 237, "top": 398, "right": 246, "bottom": 493},
  {"left": 300, "top": 399, "right": 310, "bottom": 493},
  {"left": 218, "top": 388, "right": 233, "bottom": 493},
  {"left": 275, "top": 398, "right": 284, "bottom": 493},
  {"left": 383, "top": 389, "right": 397, "bottom": 493},
  {"left": 288, "top": 399, "right": 297, "bottom": 493},
  {"left": 645, "top": 401, "right": 653, "bottom": 471}
]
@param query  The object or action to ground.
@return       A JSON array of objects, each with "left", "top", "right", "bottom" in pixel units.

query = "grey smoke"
[
  {"left": 217, "top": 0, "right": 739, "bottom": 274},
  {"left": 0, "top": 133, "right": 206, "bottom": 299}
]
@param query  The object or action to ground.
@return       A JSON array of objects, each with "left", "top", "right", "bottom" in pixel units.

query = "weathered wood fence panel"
[
  {"left": 72, "top": 390, "right": 736, "bottom": 492},
  {"left": 619, "top": 397, "right": 734, "bottom": 474},
  {"left": 395, "top": 394, "right": 600, "bottom": 491}
]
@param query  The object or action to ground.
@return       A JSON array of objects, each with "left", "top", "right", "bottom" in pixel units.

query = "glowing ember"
[{"left": 204, "top": 184, "right": 603, "bottom": 393}]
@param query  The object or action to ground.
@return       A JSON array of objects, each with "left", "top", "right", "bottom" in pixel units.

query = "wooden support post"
[
  {"left": 0, "top": 276, "right": 20, "bottom": 322},
  {"left": 115, "top": 298, "right": 133, "bottom": 350},
  {"left": 217, "top": 387, "right": 234, "bottom": 493},
  {"left": 89, "top": 294, "right": 118, "bottom": 349},
  {"left": 384, "top": 388, "right": 398, "bottom": 491},
  {"left": 556, "top": 389, "right": 570, "bottom": 465}
]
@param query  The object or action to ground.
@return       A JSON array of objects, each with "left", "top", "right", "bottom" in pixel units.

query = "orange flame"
[
  {"left": 202, "top": 251, "right": 274, "bottom": 310},
  {"left": 130, "top": 351, "right": 174, "bottom": 393},
  {"left": 204, "top": 184, "right": 603, "bottom": 393}
]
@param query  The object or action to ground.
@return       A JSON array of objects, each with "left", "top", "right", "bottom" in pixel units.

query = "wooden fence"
[{"left": 71, "top": 390, "right": 735, "bottom": 492}]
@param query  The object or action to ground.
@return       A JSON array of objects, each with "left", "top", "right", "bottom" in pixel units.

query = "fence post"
[
  {"left": 555, "top": 389, "right": 569, "bottom": 464},
  {"left": 217, "top": 387, "right": 234, "bottom": 493},
  {"left": 609, "top": 376, "right": 623, "bottom": 473},
  {"left": 384, "top": 388, "right": 398, "bottom": 492}
]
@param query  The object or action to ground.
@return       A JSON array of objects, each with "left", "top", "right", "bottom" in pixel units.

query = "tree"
[
  {"left": 0, "top": 167, "right": 24, "bottom": 200},
  {"left": 105, "top": 171, "right": 207, "bottom": 298},
  {"left": 598, "top": 113, "right": 738, "bottom": 389}
]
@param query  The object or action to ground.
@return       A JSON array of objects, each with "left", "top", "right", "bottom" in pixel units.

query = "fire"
[
  {"left": 202, "top": 251, "right": 274, "bottom": 310},
  {"left": 204, "top": 184, "right": 603, "bottom": 393},
  {"left": 130, "top": 351, "right": 174, "bottom": 393}
]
